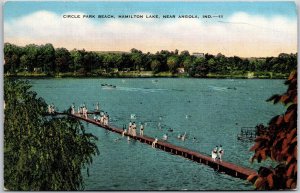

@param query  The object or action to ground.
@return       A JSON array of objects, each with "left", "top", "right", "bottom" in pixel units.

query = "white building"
[{"left": 192, "top": 52, "right": 205, "bottom": 58}]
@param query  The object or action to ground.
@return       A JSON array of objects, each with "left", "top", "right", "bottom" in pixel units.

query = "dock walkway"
[{"left": 70, "top": 113, "right": 256, "bottom": 180}]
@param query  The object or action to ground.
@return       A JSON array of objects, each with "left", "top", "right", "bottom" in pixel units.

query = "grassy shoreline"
[{"left": 5, "top": 71, "right": 289, "bottom": 79}]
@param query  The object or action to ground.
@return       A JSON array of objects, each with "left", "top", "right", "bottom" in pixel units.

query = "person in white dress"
[
  {"left": 71, "top": 104, "right": 75, "bottom": 115},
  {"left": 211, "top": 146, "right": 218, "bottom": 161},
  {"left": 128, "top": 121, "right": 132, "bottom": 135},
  {"left": 181, "top": 132, "right": 186, "bottom": 141},
  {"left": 140, "top": 123, "right": 144, "bottom": 136},
  {"left": 218, "top": 145, "right": 224, "bottom": 161},
  {"left": 152, "top": 137, "right": 158, "bottom": 148},
  {"left": 132, "top": 122, "right": 137, "bottom": 137},
  {"left": 48, "top": 105, "right": 52, "bottom": 114},
  {"left": 163, "top": 133, "right": 168, "bottom": 141}
]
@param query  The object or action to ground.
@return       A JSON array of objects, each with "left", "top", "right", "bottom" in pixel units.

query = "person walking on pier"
[
  {"left": 103, "top": 113, "right": 108, "bottom": 126},
  {"left": 71, "top": 104, "right": 75, "bottom": 115},
  {"left": 103, "top": 113, "right": 107, "bottom": 125},
  {"left": 140, "top": 123, "right": 144, "bottom": 136},
  {"left": 51, "top": 104, "right": 56, "bottom": 114},
  {"left": 100, "top": 115, "right": 104, "bottom": 124},
  {"left": 163, "top": 133, "right": 168, "bottom": 141},
  {"left": 83, "top": 106, "right": 88, "bottom": 119},
  {"left": 48, "top": 104, "right": 52, "bottom": 114},
  {"left": 128, "top": 121, "right": 132, "bottom": 135},
  {"left": 127, "top": 122, "right": 132, "bottom": 141},
  {"left": 122, "top": 125, "right": 127, "bottom": 137},
  {"left": 132, "top": 122, "right": 137, "bottom": 137},
  {"left": 152, "top": 137, "right": 158, "bottom": 148},
  {"left": 212, "top": 146, "right": 218, "bottom": 161},
  {"left": 106, "top": 113, "right": 110, "bottom": 126},
  {"left": 218, "top": 145, "right": 224, "bottom": 161}
]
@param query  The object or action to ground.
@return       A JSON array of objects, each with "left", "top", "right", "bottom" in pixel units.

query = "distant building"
[
  {"left": 33, "top": 67, "right": 42, "bottom": 73},
  {"left": 177, "top": 68, "right": 185, "bottom": 74},
  {"left": 112, "top": 68, "right": 119, "bottom": 73},
  {"left": 192, "top": 52, "right": 205, "bottom": 58}
]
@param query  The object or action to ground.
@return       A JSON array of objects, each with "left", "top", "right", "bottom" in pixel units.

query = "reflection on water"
[{"left": 30, "top": 78, "right": 286, "bottom": 190}]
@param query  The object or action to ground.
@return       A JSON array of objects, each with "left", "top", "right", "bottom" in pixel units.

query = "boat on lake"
[{"left": 101, "top": 84, "right": 116, "bottom": 89}]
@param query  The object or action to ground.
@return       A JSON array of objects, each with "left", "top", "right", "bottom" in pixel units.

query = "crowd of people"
[
  {"left": 122, "top": 121, "right": 146, "bottom": 140},
  {"left": 70, "top": 103, "right": 109, "bottom": 126},
  {"left": 95, "top": 112, "right": 109, "bottom": 126},
  {"left": 57, "top": 103, "right": 226, "bottom": 162}
]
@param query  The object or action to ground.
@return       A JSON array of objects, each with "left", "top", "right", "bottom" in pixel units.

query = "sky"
[{"left": 4, "top": 1, "right": 297, "bottom": 57}]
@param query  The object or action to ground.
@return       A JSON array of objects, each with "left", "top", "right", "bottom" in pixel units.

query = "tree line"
[{"left": 4, "top": 42, "right": 297, "bottom": 77}]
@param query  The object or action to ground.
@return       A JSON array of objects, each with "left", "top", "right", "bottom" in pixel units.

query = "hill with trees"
[{"left": 4, "top": 43, "right": 297, "bottom": 78}]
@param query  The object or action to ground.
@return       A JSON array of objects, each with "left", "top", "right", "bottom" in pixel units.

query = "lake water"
[{"left": 29, "top": 78, "right": 286, "bottom": 190}]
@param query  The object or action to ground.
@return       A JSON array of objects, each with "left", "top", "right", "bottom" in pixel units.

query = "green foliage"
[
  {"left": 150, "top": 60, "right": 162, "bottom": 73},
  {"left": 4, "top": 79, "right": 99, "bottom": 190},
  {"left": 167, "top": 56, "right": 179, "bottom": 73},
  {"left": 189, "top": 57, "right": 208, "bottom": 77},
  {"left": 55, "top": 48, "right": 72, "bottom": 73}
]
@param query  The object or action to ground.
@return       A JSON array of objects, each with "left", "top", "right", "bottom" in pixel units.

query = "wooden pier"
[{"left": 69, "top": 113, "right": 256, "bottom": 180}]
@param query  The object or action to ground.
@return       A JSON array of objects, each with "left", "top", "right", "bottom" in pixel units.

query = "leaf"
[
  {"left": 266, "top": 94, "right": 281, "bottom": 104},
  {"left": 247, "top": 174, "right": 258, "bottom": 182},
  {"left": 293, "top": 95, "right": 297, "bottom": 104},
  {"left": 254, "top": 177, "right": 264, "bottom": 189},
  {"left": 291, "top": 182, "right": 296, "bottom": 189},
  {"left": 250, "top": 142, "right": 260, "bottom": 151},
  {"left": 294, "top": 165, "right": 297, "bottom": 175},
  {"left": 257, "top": 154, "right": 262, "bottom": 163},
  {"left": 280, "top": 94, "right": 289, "bottom": 103},
  {"left": 288, "top": 71, "right": 296, "bottom": 81},
  {"left": 286, "top": 155, "right": 294, "bottom": 164},
  {"left": 284, "top": 109, "right": 294, "bottom": 123},
  {"left": 261, "top": 150, "right": 267, "bottom": 160},
  {"left": 287, "top": 163, "right": 295, "bottom": 177},
  {"left": 266, "top": 174, "right": 274, "bottom": 189},
  {"left": 255, "top": 136, "right": 269, "bottom": 142},
  {"left": 286, "top": 178, "right": 293, "bottom": 188},
  {"left": 276, "top": 116, "right": 283, "bottom": 125},
  {"left": 287, "top": 129, "right": 297, "bottom": 141}
]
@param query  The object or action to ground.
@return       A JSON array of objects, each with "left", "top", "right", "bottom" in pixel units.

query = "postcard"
[{"left": 3, "top": 1, "right": 297, "bottom": 191}]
